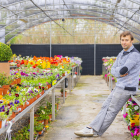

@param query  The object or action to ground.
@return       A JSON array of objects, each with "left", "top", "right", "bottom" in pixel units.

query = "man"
[{"left": 74, "top": 31, "right": 140, "bottom": 137}]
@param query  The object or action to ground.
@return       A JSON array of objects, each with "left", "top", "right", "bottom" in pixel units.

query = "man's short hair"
[{"left": 120, "top": 31, "right": 134, "bottom": 41}]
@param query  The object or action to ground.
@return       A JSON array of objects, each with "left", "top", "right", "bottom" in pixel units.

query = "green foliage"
[
  {"left": 0, "top": 73, "right": 12, "bottom": 86},
  {"left": 0, "top": 42, "right": 13, "bottom": 61}
]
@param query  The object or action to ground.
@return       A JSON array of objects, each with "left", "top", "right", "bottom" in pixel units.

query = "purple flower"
[
  {"left": 28, "top": 90, "right": 33, "bottom": 93},
  {"left": 14, "top": 100, "right": 20, "bottom": 104},
  {"left": 28, "top": 129, "right": 30, "bottom": 132},
  {"left": 21, "top": 72, "right": 25, "bottom": 76},
  {"left": 10, "top": 102, "right": 14, "bottom": 106},
  {"left": 0, "top": 105, "right": 4, "bottom": 112},
  {"left": 0, "top": 100, "right": 3, "bottom": 104}
]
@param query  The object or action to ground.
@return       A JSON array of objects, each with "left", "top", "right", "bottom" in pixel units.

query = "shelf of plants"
[
  {"left": 0, "top": 48, "right": 82, "bottom": 140},
  {"left": 102, "top": 57, "right": 140, "bottom": 140}
]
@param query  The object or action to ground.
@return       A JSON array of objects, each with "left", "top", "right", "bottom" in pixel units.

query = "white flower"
[{"left": 134, "top": 106, "right": 139, "bottom": 110}]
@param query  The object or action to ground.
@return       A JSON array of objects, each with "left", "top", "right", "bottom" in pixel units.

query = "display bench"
[{"left": 0, "top": 65, "right": 81, "bottom": 140}]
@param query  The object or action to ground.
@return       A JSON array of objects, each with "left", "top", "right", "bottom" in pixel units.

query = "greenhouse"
[{"left": 0, "top": 0, "right": 140, "bottom": 140}]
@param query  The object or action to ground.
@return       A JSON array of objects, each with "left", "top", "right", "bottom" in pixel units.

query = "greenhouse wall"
[{"left": 10, "top": 44, "right": 140, "bottom": 75}]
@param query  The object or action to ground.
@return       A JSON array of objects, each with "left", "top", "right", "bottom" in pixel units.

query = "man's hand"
[{"left": 120, "top": 73, "right": 128, "bottom": 77}]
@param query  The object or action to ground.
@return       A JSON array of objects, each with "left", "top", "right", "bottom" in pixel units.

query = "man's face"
[{"left": 120, "top": 35, "right": 133, "bottom": 51}]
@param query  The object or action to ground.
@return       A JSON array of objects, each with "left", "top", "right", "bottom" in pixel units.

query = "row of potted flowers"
[
  {"left": 12, "top": 99, "right": 60, "bottom": 140},
  {"left": 0, "top": 55, "right": 82, "bottom": 130},
  {"left": 122, "top": 98, "right": 140, "bottom": 140}
]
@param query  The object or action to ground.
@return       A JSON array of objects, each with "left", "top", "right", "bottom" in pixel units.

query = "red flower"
[
  {"left": 39, "top": 86, "right": 41, "bottom": 89},
  {"left": 42, "top": 87, "right": 44, "bottom": 90},
  {"left": 131, "top": 123, "right": 135, "bottom": 128},
  {"left": 128, "top": 126, "right": 130, "bottom": 130},
  {"left": 15, "top": 93, "right": 19, "bottom": 97}
]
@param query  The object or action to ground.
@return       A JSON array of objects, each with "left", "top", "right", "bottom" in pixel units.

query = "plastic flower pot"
[
  {"left": 0, "top": 87, "right": 4, "bottom": 95},
  {"left": 37, "top": 130, "right": 43, "bottom": 135},
  {"left": 16, "top": 105, "right": 23, "bottom": 112},
  {"left": 2, "top": 85, "right": 10, "bottom": 95},
  {"left": 34, "top": 114, "right": 39, "bottom": 117},
  {"left": 15, "top": 79, "right": 19, "bottom": 84},
  {"left": 36, "top": 94, "right": 40, "bottom": 99},
  {"left": 61, "top": 91, "right": 67, "bottom": 97},
  {"left": 23, "top": 103, "right": 27, "bottom": 110},
  {"left": 32, "top": 97, "right": 36, "bottom": 102},
  {"left": 8, "top": 112, "right": 16, "bottom": 121},
  {"left": 0, "top": 120, "right": 6, "bottom": 129},
  {"left": 48, "top": 84, "right": 51, "bottom": 89},
  {"left": 44, "top": 119, "right": 48, "bottom": 125},
  {"left": 26, "top": 101, "right": 30, "bottom": 107},
  {"left": 10, "top": 80, "right": 16, "bottom": 85},
  {"left": 17, "top": 78, "right": 21, "bottom": 84},
  {"left": 0, "top": 120, "right": 2, "bottom": 129},
  {"left": 48, "top": 114, "right": 52, "bottom": 122}
]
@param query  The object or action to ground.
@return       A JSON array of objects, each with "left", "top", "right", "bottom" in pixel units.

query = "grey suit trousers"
[{"left": 89, "top": 86, "right": 136, "bottom": 136}]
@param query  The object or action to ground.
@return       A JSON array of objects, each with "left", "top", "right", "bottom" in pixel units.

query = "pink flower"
[
  {"left": 134, "top": 129, "right": 138, "bottom": 135},
  {"left": 131, "top": 132, "right": 134, "bottom": 137},
  {"left": 123, "top": 113, "right": 128, "bottom": 118},
  {"left": 105, "top": 74, "right": 107, "bottom": 77},
  {"left": 137, "top": 132, "right": 140, "bottom": 136}
]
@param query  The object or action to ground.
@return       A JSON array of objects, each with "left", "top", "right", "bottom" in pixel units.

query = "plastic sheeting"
[{"left": 0, "top": 0, "right": 140, "bottom": 43}]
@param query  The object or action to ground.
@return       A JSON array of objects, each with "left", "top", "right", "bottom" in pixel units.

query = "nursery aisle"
[{"left": 40, "top": 76, "right": 133, "bottom": 140}]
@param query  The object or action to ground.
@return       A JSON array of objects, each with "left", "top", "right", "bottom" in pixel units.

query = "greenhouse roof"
[{"left": 0, "top": 0, "right": 140, "bottom": 43}]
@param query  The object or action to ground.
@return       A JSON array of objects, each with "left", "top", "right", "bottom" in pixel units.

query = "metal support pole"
[
  {"left": 79, "top": 65, "right": 81, "bottom": 79},
  {"left": 111, "top": 76, "right": 112, "bottom": 91},
  {"left": 69, "top": 74, "right": 71, "bottom": 94},
  {"left": 72, "top": 67, "right": 74, "bottom": 89},
  {"left": 74, "top": 67, "right": 76, "bottom": 87},
  {"left": 52, "top": 88, "right": 55, "bottom": 121},
  {"left": 50, "top": 21, "right": 52, "bottom": 58},
  {"left": 107, "top": 70, "right": 109, "bottom": 86},
  {"left": 63, "top": 80, "right": 65, "bottom": 103},
  {"left": 109, "top": 76, "right": 111, "bottom": 90},
  {"left": 77, "top": 66, "right": 78, "bottom": 83},
  {"left": 30, "top": 107, "right": 34, "bottom": 140},
  {"left": 94, "top": 20, "right": 96, "bottom": 75}
]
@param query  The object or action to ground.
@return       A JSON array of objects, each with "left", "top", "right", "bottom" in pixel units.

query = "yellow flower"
[
  {"left": 62, "top": 66, "right": 64, "bottom": 69},
  {"left": 110, "top": 59, "right": 113, "bottom": 61},
  {"left": 42, "top": 61, "right": 46, "bottom": 69},
  {"left": 0, "top": 95, "right": 3, "bottom": 99},
  {"left": 52, "top": 80, "right": 56, "bottom": 86},
  {"left": 46, "top": 62, "right": 50, "bottom": 68},
  {"left": 45, "top": 125, "right": 49, "bottom": 128}
]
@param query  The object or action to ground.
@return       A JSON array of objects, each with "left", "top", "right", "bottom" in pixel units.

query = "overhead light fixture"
[{"left": 62, "top": 18, "right": 65, "bottom": 22}]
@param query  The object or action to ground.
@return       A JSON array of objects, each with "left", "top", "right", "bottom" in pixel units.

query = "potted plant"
[
  {"left": 60, "top": 88, "right": 67, "bottom": 97},
  {"left": 1, "top": 74, "right": 12, "bottom": 95},
  {"left": 35, "top": 122, "right": 44, "bottom": 135},
  {"left": 0, "top": 42, "right": 13, "bottom": 76}
]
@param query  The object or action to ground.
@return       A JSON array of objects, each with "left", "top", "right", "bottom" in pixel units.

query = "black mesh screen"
[{"left": 11, "top": 44, "right": 140, "bottom": 75}]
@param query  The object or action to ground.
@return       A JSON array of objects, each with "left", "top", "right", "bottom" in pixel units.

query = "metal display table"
[{"left": 0, "top": 65, "right": 81, "bottom": 140}]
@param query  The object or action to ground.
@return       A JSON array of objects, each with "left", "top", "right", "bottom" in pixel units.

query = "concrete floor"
[{"left": 40, "top": 76, "right": 133, "bottom": 140}]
